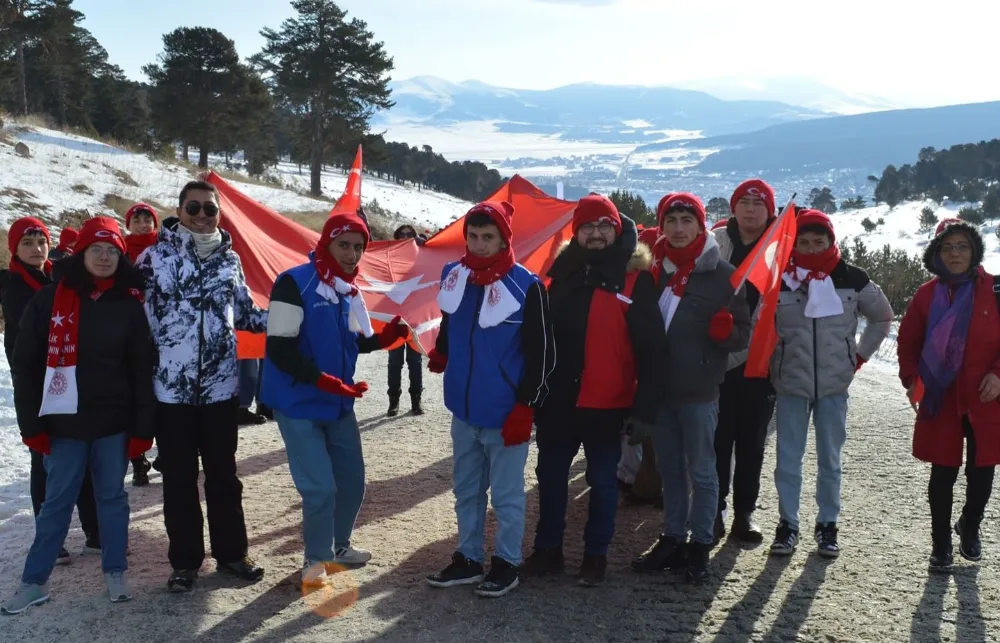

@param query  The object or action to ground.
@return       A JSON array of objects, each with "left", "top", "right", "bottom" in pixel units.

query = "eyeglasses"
[
  {"left": 85, "top": 245, "right": 121, "bottom": 259},
  {"left": 579, "top": 222, "right": 614, "bottom": 235},
  {"left": 940, "top": 243, "right": 972, "bottom": 255},
  {"left": 184, "top": 201, "right": 219, "bottom": 217}
]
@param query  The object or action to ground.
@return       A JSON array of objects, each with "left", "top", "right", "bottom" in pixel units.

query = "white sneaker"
[
  {"left": 301, "top": 561, "right": 328, "bottom": 587},
  {"left": 105, "top": 571, "right": 132, "bottom": 603},
  {"left": 333, "top": 546, "right": 371, "bottom": 565},
  {"left": 1, "top": 583, "right": 49, "bottom": 615}
]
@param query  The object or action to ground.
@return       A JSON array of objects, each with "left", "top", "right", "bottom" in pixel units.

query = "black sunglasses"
[{"left": 184, "top": 201, "right": 219, "bottom": 217}]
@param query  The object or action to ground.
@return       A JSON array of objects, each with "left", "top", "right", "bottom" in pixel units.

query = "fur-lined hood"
[
  {"left": 923, "top": 220, "right": 985, "bottom": 276},
  {"left": 554, "top": 238, "right": 652, "bottom": 272}
]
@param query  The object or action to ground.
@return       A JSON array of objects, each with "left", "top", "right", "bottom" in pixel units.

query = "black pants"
[
  {"left": 387, "top": 345, "right": 422, "bottom": 395},
  {"left": 714, "top": 368, "right": 775, "bottom": 517},
  {"left": 156, "top": 398, "right": 248, "bottom": 570},
  {"left": 928, "top": 417, "right": 995, "bottom": 544},
  {"left": 30, "top": 449, "right": 100, "bottom": 541}
]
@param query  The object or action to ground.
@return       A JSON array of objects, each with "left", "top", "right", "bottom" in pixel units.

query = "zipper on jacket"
[
  {"left": 464, "top": 289, "right": 485, "bottom": 420},
  {"left": 812, "top": 317, "right": 818, "bottom": 400},
  {"left": 196, "top": 263, "right": 205, "bottom": 406}
]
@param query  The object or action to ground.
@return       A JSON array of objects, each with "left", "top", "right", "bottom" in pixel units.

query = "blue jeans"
[
  {"left": 650, "top": 402, "right": 720, "bottom": 545},
  {"left": 774, "top": 394, "right": 849, "bottom": 530},
  {"left": 238, "top": 359, "right": 262, "bottom": 409},
  {"left": 22, "top": 433, "right": 129, "bottom": 584},
  {"left": 275, "top": 410, "right": 365, "bottom": 562},
  {"left": 534, "top": 432, "right": 621, "bottom": 555},
  {"left": 451, "top": 417, "right": 530, "bottom": 565}
]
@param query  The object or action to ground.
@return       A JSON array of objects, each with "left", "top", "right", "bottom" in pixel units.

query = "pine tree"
[
  {"left": 607, "top": 190, "right": 655, "bottom": 228},
  {"left": 808, "top": 187, "right": 838, "bottom": 214},
  {"left": 706, "top": 197, "right": 730, "bottom": 222},
  {"left": 254, "top": 0, "right": 393, "bottom": 196},
  {"left": 918, "top": 206, "right": 938, "bottom": 234}
]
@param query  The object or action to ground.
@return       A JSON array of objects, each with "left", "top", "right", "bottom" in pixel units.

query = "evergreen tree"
[
  {"left": 607, "top": 190, "right": 655, "bottom": 229},
  {"left": 808, "top": 187, "right": 837, "bottom": 213},
  {"left": 918, "top": 206, "right": 938, "bottom": 234},
  {"left": 254, "top": 0, "right": 393, "bottom": 196},
  {"left": 706, "top": 197, "right": 730, "bottom": 221},
  {"left": 983, "top": 186, "right": 1000, "bottom": 222},
  {"left": 875, "top": 165, "right": 903, "bottom": 208}
]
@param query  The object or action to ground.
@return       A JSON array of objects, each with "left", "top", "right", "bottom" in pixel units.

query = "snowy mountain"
[
  {"left": 0, "top": 124, "right": 471, "bottom": 235},
  {"left": 674, "top": 77, "right": 905, "bottom": 115}
]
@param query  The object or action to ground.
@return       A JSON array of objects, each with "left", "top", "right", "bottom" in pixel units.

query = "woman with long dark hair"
[
  {"left": 2, "top": 217, "right": 156, "bottom": 613},
  {"left": 897, "top": 218, "right": 1000, "bottom": 571}
]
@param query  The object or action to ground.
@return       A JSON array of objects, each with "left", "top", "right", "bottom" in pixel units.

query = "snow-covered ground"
[{"left": 0, "top": 124, "right": 471, "bottom": 234}]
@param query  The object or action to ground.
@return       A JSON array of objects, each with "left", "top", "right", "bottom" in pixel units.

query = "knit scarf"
[
  {"left": 438, "top": 246, "right": 520, "bottom": 328},
  {"left": 178, "top": 225, "right": 222, "bottom": 260},
  {"left": 311, "top": 247, "right": 373, "bottom": 338},
  {"left": 652, "top": 232, "right": 708, "bottom": 332},
  {"left": 782, "top": 247, "right": 844, "bottom": 318},
  {"left": 125, "top": 233, "right": 158, "bottom": 264},
  {"left": 8, "top": 257, "right": 51, "bottom": 292},
  {"left": 918, "top": 267, "right": 975, "bottom": 418},
  {"left": 39, "top": 277, "right": 117, "bottom": 416}
]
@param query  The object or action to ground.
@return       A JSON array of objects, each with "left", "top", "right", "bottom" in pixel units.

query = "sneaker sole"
[
  {"left": 426, "top": 574, "right": 485, "bottom": 588},
  {"left": 816, "top": 548, "right": 840, "bottom": 559},
  {"left": 958, "top": 548, "right": 981, "bottom": 562},
  {"left": 109, "top": 594, "right": 132, "bottom": 603},
  {"left": 332, "top": 557, "right": 371, "bottom": 566},
  {"left": 1, "top": 595, "right": 49, "bottom": 615},
  {"left": 929, "top": 563, "right": 953, "bottom": 573},
  {"left": 168, "top": 583, "right": 194, "bottom": 593},
  {"left": 769, "top": 547, "right": 796, "bottom": 556},
  {"left": 81, "top": 547, "right": 102, "bottom": 556},
  {"left": 474, "top": 576, "right": 520, "bottom": 598}
]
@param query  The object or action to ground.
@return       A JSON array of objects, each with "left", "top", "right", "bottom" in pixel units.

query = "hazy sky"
[{"left": 75, "top": 0, "right": 1000, "bottom": 108}]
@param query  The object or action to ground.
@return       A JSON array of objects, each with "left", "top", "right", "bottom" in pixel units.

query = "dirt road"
[{"left": 0, "top": 356, "right": 995, "bottom": 642}]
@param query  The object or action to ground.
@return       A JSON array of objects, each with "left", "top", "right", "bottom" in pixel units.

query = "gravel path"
[{"left": 0, "top": 356, "right": 997, "bottom": 642}]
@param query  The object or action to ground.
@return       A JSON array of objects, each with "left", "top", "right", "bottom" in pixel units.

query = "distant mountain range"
[
  {"left": 672, "top": 77, "right": 905, "bottom": 115},
  {"left": 383, "top": 76, "right": 826, "bottom": 141}
]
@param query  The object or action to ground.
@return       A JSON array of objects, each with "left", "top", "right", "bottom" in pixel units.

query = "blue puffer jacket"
[
  {"left": 261, "top": 262, "right": 361, "bottom": 421},
  {"left": 440, "top": 261, "right": 551, "bottom": 429}
]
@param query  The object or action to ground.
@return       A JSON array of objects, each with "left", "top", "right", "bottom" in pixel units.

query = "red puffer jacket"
[{"left": 897, "top": 268, "right": 1000, "bottom": 467}]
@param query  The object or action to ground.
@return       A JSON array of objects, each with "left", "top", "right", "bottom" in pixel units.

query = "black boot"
[
  {"left": 631, "top": 535, "right": 687, "bottom": 572},
  {"left": 929, "top": 533, "right": 954, "bottom": 572},
  {"left": 410, "top": 391, "right": 424, "bottom": 415},
  {"left": 387, "top": 392, "right": 401, "bottom": 417},
  {"left": 732, "top": 513, "right": 764, "bottom": 544},
  {"left": 713, "top": 513, "right": 726, "bottom": 546},
  {"left": 132, "top": 457, "right": 150, "bottom": 487},
  {"left": 686, "top": 542, "right": 710, "bottom": 583},
  {"left": 956, "top": 514, "right": 982, "bottom": 561}
]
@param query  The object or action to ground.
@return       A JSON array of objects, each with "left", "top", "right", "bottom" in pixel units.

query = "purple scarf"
[{"left": 918, "top": 266, "right": 975, "bottom": 418}]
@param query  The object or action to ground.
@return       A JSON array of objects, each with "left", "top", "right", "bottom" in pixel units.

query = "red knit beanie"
[
  {"left": 8, "top": 217, "right": 51, "bottom": 255},
  {"left": 711, "top": 219, "right": 728, "bottom": 231},
  {"left": 730, "top": 179, "right": 776, "bottom": 218},
  {"left": 935, "top": 217, "right": 963, "bottom": 237},
  {"left": 572, "top": 194, "right": 622, "bottom": 235},
  {"left": 125, "top": 203, "right": 159, "bottom": 230},
  {"left": 320, "top": 212, "right": 370, "bottom": 250},
  {"left": 57, "top": 227, "right": 79, "bottom": 251},
  {"left": 656, "top": 192, "right": 707, "bottom": 230},
  {"left": 796, "top": 209, "right": 836, "bottom": 244},
  {"left": 76, "top": 217, "right": 127, "bottom": 255},
  {"left": 463, "top": 201, "right": 515, "bottom": 246}
]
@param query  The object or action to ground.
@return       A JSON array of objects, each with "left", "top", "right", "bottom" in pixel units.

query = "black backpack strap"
[{"left": 994, "top": 275, "right": 1000, "bottom": 312}]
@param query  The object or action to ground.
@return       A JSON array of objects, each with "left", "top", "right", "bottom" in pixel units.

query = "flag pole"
[{"left": 732, "top": 193, "right": 797, "bottom": 294}]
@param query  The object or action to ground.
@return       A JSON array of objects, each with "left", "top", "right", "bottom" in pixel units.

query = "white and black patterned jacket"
[{"left": 136, "top": 223, "right": 267, "bottom": 406}]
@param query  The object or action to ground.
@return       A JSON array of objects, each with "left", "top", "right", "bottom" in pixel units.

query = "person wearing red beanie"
[
  {"left": 709, "top": 178, "right": 781, "bottom": 546},
  {"left": 49, "top": 227, "right": 78, "bottom": 262},
  {"left": 260, "top": 210, "right": 409, "bottom": 587},
  {"left": 767, "top": 208, "right": 893, "bottom": 560},
  {"left": 2, "top": 214, "right": 154, "bottom": 612},
  {"left": 426, "top": 200, "right": 554, "bottom": 598},
  {"left": 631, "top": 192, "right": 751, "bottom": 583},
  {"left": 572, "top": 194, "right": 622, "bottom": 236},
  {"left": 124, "top": 203, "right": 159, "bottom": 264}
]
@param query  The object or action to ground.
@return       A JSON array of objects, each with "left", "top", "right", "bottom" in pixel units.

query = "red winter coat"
[{"left": 897, "top": 268, "right": 1000, "bottom": 467}]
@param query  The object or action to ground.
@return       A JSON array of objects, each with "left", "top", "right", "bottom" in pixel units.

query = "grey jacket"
[
  {"left": 655, "top": 235, "right": 751, "bottom": 404},
  {"left": 770, "top": 261, "right": 893, "bottom": 400}
]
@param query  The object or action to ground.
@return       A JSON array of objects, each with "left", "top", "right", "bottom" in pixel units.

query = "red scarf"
[
  {"left": 652, "top": 233, "right": 707, "bottom": 297},
  {"left": 8, "top": 257, "right": 51, "bottom": 292},
  {"left": 787, "top": 246, "right": 841, "bottom": 282},
  {"left": 313, "top": 246, "right": 358, "bottom": 291},
  {"left": 125, "top": 233, "right": 158, "bottom": 263},
  {"left": 461, "top": 246, "right": 516, "bottom": 286}
]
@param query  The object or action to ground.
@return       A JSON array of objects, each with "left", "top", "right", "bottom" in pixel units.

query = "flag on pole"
[
  {"left": 331, "top": 145, "right": 363, "bottom": 216},
  {"left": 731, "top": 200, "right": 798, "bottom": 378}
]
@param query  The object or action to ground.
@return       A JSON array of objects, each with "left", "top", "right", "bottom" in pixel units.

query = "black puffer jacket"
[
  {"left": 12, "top": 258, "right": 157, "bottom": 441},
  {"left": 0, "top": 261, "right": 51, "bottom": 363}
]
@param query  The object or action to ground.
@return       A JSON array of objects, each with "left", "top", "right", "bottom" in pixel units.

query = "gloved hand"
[
  {"left": 501, "top": 403, "right": 534, "bottom": 447},
  {"left": 624, "top": 417, "right": 656, "bottom": 446},
  {"left": 427, "top": 349, "right": 448, "bottom": 374},
  {"left": 23, "top": 433, "right": 51, "bottom": 455},
  {"left": 316, "top": 373, "right": 369, "bottom": 398},
  {"left": 708, "top": 308, "right": 734, "bottom": 342},
  {"left": 854, "top": 356, "right": 867, "bottom": 373},
  {"left": 377, "top": 315, "right": 411, "bottom": 349},
  {"left": 128, "top": 437, "right": 154, "bottom": 460}
]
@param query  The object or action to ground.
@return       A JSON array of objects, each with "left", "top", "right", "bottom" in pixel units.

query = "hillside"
[{"left": 0, "top": 123, "right": 471, "bottom": 240}]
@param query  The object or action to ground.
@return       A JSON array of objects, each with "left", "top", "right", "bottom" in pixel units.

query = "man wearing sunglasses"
[{"left": 136, "top": 180, "right": 268, "bottom": 592}]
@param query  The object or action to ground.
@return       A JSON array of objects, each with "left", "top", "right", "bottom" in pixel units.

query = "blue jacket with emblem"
[
  {"left": 435, "top": 261, "right": 554, "bottom": 429},
  {"left": 261, "top": 258, "right": 382, "bottom": 421}
]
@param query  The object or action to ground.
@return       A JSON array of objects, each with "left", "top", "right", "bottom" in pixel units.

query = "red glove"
[
  {"left": 427, "top": 349, "right": 448, "bottom": 374},
  {"left": 501, "top": 403, "right": 534, "bottom": 447},
  {"left": 854, "top": 356, "right": 867, "bottom": 373},
  {"left": 128, "top": 438, "right": 154, "bottom": 460},
  {"left": 708, "top": 308, "right": 734, "bottom": 342},
  {"left": 23, "top": 434, "right": 51, "bottom": 455},
  {"left": 377, "top": 315, "right": 411, "bottom": 349},
  {"left": 316, "top": 373, "right": 369, "bottom": 398}
]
